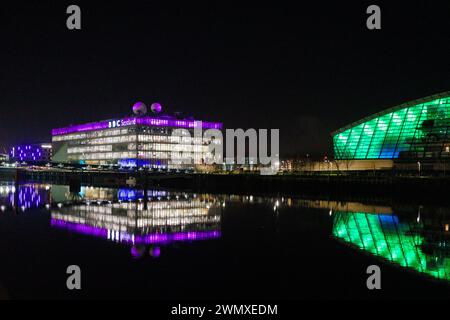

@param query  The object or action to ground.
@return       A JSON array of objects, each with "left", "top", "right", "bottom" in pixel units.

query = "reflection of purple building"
[
  {"left": 10, "top": 143, "right": 52, "bottom": 162},
  {"left": 51, "top": 219, "right": 221, "bottom": 246},
  {"left": 117, "top": 188, "right": 167, "bottom": 201},
  {"left": 50, "top": 196, "right": 222, "bottom": 257},
  {"left": 0, "top": 183, "right": 51, "bottom": 209}
]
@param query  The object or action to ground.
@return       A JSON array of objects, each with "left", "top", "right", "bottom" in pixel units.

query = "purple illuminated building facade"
[
  {"left": 51, "top": 113, "right": 222, "bottom": 168},
  {"left": 9, "top": 143, "right": 52, "bottom": 163}
]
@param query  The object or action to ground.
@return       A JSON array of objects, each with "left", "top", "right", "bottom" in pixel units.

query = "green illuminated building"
[
  {"left": 333, "top": 92, "right": 450, "bottom": 160},
  {"left": 333, "top": 212, "right": 449, "bottom": 282}
]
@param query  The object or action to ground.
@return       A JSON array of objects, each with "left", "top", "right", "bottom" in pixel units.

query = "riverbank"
[{"left": 2, "top": 167, "right": 450, "bottom": 204}]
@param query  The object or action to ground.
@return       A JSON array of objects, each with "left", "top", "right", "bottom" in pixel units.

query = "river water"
[{"left": 0, "top": 181, "right": 448, "bottom": 299}]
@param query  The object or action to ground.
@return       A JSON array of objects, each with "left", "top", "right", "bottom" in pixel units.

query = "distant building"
[
  {"left": 280, "top": 157, "right": 393, "bottom": 172},
  {"left": 280, "top": 158, "right": 308, "bottom": 172},
  {"left": 221, "top": 157, "right": 278, "bottom": 173},
  {"left": 9, "top": 143, "right": 52, "bottom": 163},
  {"left": 0, "top": 154, "right": 8, "bottom": 162}
]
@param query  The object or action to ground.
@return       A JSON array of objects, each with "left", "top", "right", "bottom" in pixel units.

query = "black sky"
[{"left": 2, "top": 1, "right": 450, "bottom": 157}]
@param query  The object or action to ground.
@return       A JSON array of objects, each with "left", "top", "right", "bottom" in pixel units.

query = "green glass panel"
[
  {"left": 354, "top": 119, "right": 378, "bottom": 158},
  {"left": 333, "top": 95, "right": 450, "bottom": 159},
  {"left": 366, "top": 113, "right": 392, "bottom": 158}
]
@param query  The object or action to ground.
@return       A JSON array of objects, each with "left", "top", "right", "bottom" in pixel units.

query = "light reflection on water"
[
  {"left": 0, "top": 183, "right": 50, "bottom": 211},
  {"left": 332, "top": 211, "right": 449, "bottom": 282},
  {"left": 50, "top": 188, "right": 222, "bottom": 259},
  {"left": 0, "top": 181, "right": 449, "bottom": 283}
]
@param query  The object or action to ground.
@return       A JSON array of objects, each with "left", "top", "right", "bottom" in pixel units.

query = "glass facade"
[
  {"left": 52, "top": 116, "right": 222, "bottom": 168},
  {"left": 333, "top": 92, "right": 450, "bottom": 160}
]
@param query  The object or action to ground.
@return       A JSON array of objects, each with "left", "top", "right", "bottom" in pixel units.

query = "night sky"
[{"left": 2, "top": 1, "right": 450, "bottom": 157}]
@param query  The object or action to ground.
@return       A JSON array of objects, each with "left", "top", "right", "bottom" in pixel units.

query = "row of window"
[
  {"left": 67, "top": 143, "right": 209, "bottom": 154},
  {"left": 53, "top": 128, "right": 128, "bottom": 142},
  {"left": 67, "top": 145, "right": 113, "bottom": 154},
  {"left": 75, "top": 136, "right": 133, "bottom": 145},
  {"left": 68, "top": 151, "right": 210, "bottom": 161},
  {"left": 63, "top": 135, "right": 215, "bottom": 146},
  {"left": 53, "top": 127, "right": 218, "bottom": 142},
  {"left": 139, "top": 135, "right": 206, "bottom": 144},
  {"left": 52, "top": 212, "right": 216, "bottom": 229},
  {"left": 131, "top": 143, "right": 207, "bottom": 152}
]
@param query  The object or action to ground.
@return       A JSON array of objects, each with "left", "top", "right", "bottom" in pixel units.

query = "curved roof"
[{"left": 331, "top": 91, "right": 450, "bottom": 136}]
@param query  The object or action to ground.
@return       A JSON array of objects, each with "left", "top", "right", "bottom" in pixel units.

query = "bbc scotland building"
[
  {"left": 333, "top": 92, "right": 450, "bottom": 167},
  {"left": 51, "top": 104, "right": 222, "bottom": 169}
]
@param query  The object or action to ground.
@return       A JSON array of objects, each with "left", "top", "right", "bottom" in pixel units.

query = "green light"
[
  {"left": 333, "top": 212, "right": 449, "bottom": 282},
  {"left": 333, "top": 93, "right": 450, "bottom": 159}
]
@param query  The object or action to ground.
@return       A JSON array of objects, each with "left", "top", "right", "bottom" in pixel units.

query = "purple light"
[
  {"left": 5, "top": 185, "right": 47, "bottom": 209},
  {"left": 52, "top": 116, "right": 222, "bottom": 136},
  {"left": 132, "top": 101, "right": 149, "bottom": 117},
  {"left": 10, "top": 144, "right": 48, "bottom": 162},
  {"left": 132, "top": 101, "right": 147, "bottom": 113},
  {"left": 149, "top": 246, "right": 161, "bottom": 258},
  {"left": 52, "top": 121, "right": 110, "bottom": 135},
  {"left": 131, "top": 245, "right": 146, "bottom": 259},
  {"left": 50, "top": 219, "right": 221, "bottom": 245},
  {"left": 51, "top": 219, "right": 108, "bottom": 238},
  {"left": 150, "top": 102, "right": 162, "bottom": 114}
]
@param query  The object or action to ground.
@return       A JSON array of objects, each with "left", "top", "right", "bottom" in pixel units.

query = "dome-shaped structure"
[
  {"left": 332, "top": 91, "right": 450, "bottom": 160},
  {"left": 132, "top": 102, "right": 147, "bottom": 116},
  {"left": 150, "top": 102, "right": 162, "bottom": 114}
]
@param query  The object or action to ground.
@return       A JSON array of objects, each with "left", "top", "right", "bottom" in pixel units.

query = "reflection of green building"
[
  {"left": 333, "top": 212, "right": 449, "bottom": 282},
  {"left": 333, "top": 92, "right": 450, "bottom": 160}
]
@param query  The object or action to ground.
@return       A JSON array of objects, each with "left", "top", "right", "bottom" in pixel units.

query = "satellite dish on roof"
[
  {"left": 151, "top": 102, "right": 162, "bottom": 114},
  {"left": 132, "top": 102, "right": 147, "bottom": 116}
]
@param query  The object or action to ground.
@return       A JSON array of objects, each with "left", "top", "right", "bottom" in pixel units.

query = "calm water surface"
[{"left": 0, "top": 181, "right": 448, "bottom": 299}]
